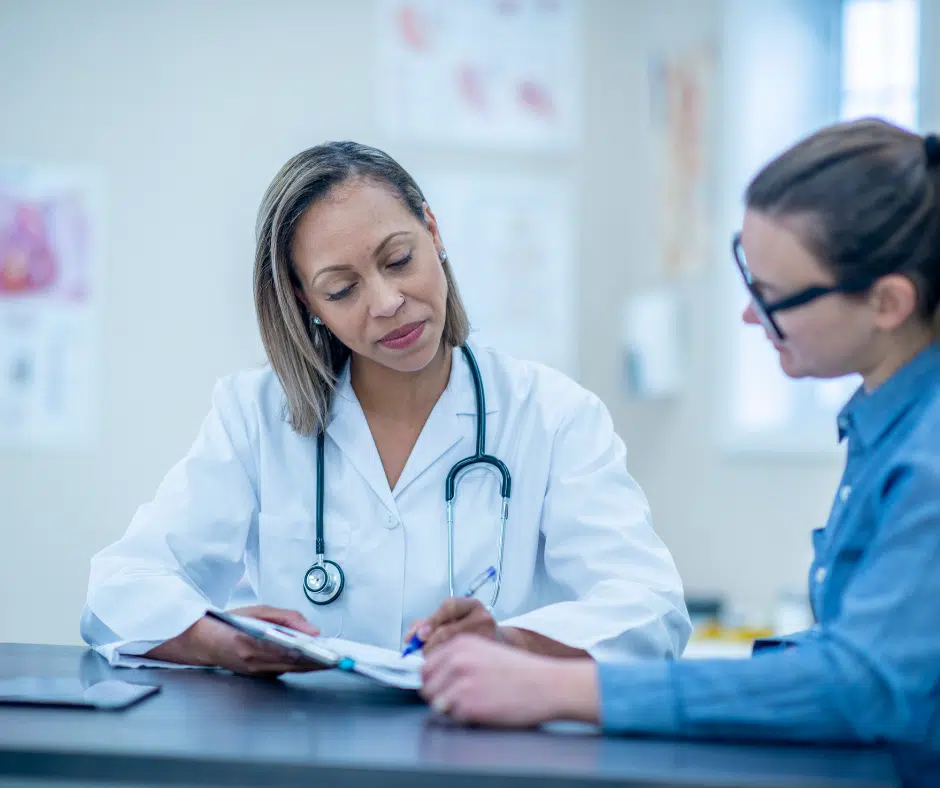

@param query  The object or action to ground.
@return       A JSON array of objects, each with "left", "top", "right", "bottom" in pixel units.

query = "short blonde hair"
[{"left": 253, "top": 141, "right": 471, "bottom": 436}]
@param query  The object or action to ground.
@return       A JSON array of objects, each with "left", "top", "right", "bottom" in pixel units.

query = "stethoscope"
[{"left": 303, "top": 344, "right": 513, "bottom": 610}]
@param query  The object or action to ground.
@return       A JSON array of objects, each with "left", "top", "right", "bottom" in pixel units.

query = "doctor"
[{"left": 81, "top": 141, "right": 691, "bottom": 675}]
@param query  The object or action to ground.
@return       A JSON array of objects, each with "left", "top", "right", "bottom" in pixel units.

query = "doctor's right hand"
[{"left": 145, "top": 605, "right": 324, "bottom": 676}]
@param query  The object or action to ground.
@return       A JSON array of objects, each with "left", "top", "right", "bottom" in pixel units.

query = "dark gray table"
[{"left": 0, "top": 644, "right": 899, "bottom": 787}]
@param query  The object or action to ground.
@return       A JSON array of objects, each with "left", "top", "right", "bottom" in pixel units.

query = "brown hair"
[
  {"left": 253, "top": 141, "right": 471, "bottom": 436},
  {"left": 746, "top": 118, "right": 940, "bottom": 333}
]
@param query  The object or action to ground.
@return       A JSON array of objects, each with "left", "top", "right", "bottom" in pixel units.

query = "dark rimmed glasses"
[{"left": 731, "top": 233, "right": 873, "bottom": 341}]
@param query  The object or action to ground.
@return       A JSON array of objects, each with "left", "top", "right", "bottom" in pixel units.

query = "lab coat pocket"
[{"left": 257, "top": 512, "right": 348, "bottom": 638}]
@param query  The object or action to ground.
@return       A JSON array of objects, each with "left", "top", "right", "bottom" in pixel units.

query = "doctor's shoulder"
[
  {"left": 478, "top": 344, "right": 616, "bottom": 437},
  {"left": 204, "top": 364, "right": 294, "bottom": 445}
]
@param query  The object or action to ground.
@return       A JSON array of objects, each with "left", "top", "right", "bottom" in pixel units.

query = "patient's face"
[{"left": 739, "top": 209, "right": 879, "bottom": 381}]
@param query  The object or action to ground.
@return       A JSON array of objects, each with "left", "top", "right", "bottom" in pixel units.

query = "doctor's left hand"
[{"left": 406, "top": 598, "right": 503, "bottom": 654}]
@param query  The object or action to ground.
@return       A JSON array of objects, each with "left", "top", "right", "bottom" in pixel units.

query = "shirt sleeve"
[
  {"left": 81, "top": 376, "right": 259, "bottom": 659},
  {"left": 499, "top": 391, "right": 692, "bottom": 660},
  {"left": 598, "top": 449, "right": 940, "bottom": 748}
]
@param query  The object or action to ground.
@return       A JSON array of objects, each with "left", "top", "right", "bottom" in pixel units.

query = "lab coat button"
[{"left": 383, "top": 514, "right": 400, "bottom": 530}]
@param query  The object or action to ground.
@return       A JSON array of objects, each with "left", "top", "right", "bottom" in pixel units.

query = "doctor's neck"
[{"left": 350, "top": 341, "right": 452, "bottom": 421}]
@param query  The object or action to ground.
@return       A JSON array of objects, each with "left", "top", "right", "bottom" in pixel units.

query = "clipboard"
[
  {"left": 205, "top": 610, "right": 422, "bottom": 689},
  {"left": 205, "top": 609, "right": 341, "bottom": 667}
]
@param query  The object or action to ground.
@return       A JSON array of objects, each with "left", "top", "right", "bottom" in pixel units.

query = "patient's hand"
[
  {"left": 146, "top": 605, "right": 326, "bottom": 676},
  {"left": 420, "top": 634, "right": 600, "bottom": 727}
]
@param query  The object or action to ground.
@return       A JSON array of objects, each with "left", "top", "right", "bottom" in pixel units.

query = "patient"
[{"left": 420, "top": 118, "right": 940, "bottom": 787}]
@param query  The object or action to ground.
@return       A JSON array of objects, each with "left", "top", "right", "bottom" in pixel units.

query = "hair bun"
[{"left": 925, "top": 134, "right": 940, "bottom": 166}]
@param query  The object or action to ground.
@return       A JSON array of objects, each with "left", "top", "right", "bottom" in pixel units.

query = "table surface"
[{"left": 0, "top": 643, "right": 899, "bottom": 788}]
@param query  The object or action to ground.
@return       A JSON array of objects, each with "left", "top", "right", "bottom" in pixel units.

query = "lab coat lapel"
[
  {"left": 392, "top": 349, "right": 465, "bottom": 498},
  {"left": 393, "top": 344, "right": 495, "bottom": 499},
  {"left": 325, "top": 365, "right": 398, "bottom": 515}
]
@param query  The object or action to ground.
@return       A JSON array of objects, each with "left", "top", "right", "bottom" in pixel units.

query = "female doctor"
[{"left": 81, "top": 141, "right": 691, "bottom": 675}]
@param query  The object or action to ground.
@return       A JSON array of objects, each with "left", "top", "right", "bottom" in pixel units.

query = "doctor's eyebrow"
[
  {"left": 309, "top": 231, "right": 413, "bottom": 287},
  {"left": 372, "top": 230, "right": 411, "bottom": 258}
]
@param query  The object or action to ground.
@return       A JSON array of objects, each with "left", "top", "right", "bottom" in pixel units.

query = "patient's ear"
[{"left": 869, "top": 274, "right": 919, "bottom": 332}]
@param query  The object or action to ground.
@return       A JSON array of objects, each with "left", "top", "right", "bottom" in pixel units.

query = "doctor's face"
[{"left": 291, "top": 179, "right": 449, "bottom": 374}]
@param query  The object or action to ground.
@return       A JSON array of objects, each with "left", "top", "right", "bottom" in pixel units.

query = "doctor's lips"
[{"left": 378, "top": 321, "right": 425, "bottom": 349}]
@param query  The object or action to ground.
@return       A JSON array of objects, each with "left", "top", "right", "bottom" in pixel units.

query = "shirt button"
[
  {"left": 383, "top": 513, "right": 400, "bottom": 530},
  {"left": 815, "top": 566, "right": 827, "bottom": 584},
  {"left": 839, "top": 485, "right": 851, "bottom": 502}
]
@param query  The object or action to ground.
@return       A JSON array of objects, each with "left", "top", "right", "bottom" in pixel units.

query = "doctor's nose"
[{"left": 368, "top": 281, "right": 406, "bottom": 319}]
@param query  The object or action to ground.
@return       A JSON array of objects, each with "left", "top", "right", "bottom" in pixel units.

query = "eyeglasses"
[{"left": 731, "top": 233, "right": 872, "bottom": 341}]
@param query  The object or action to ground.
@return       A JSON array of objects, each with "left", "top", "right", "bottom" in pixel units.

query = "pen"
[{"left": 401, "top": 566, "right": 497, "bottom": 657}]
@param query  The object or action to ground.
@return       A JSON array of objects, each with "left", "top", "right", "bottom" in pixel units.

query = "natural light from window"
[{"left": 727, "top": 0, "right": 919, "bottom": 452}]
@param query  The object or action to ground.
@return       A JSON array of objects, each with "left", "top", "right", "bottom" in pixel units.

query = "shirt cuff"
[{"left": 597, "top": 660, "right": 681, "bottom": 736}]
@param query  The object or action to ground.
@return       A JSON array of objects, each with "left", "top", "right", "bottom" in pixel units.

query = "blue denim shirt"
[{"left": 598, "top": 343, "right": 940, "bottom": 785}]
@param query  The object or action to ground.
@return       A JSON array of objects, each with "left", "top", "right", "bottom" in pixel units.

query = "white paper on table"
[{"left": 94, "top": 616, "right": 425, "bottom": 689}]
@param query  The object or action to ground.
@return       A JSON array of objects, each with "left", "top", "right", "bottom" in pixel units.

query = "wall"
[{"left": 1, "top": 0, "right": 933, "bottom": 645}]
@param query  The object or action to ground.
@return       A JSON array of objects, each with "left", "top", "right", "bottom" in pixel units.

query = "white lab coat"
[{"left": 81, "top": 341, "right": 691, "bottom": 664}]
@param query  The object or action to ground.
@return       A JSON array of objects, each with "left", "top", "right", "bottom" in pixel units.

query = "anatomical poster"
[
  {"left": 0, "top": 164, "right": 99, "bottom": 449},
  {"left": 378, "top": 0, "right": 581, "bottom": 150}
]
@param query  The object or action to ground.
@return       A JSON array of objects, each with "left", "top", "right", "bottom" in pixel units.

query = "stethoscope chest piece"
[{"left": 303, "top": 559, "right": 345, "bottom": 605}]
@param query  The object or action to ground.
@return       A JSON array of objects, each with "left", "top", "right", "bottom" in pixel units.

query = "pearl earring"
[
  {"left": 439, "top": 249, "right": 448, "bottom": 262},
  {"left": 312, "top": 316, "right": 323, "bottom": 325}
]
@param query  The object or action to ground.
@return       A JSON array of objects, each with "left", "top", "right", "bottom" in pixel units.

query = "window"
[
  {"left": 841, "top": 0, "right": 919, "bottom": 128},
  {"left": 723, "top": 0, "right": 919, "bottom": 453}
]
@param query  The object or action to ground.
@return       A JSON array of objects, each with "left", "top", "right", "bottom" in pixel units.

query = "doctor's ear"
[
  {"left": 294, "top": 286, "right": 311, "bottom": 310},
  {"left": 422, "top": 202, "right": 444, "bottom": 251}
]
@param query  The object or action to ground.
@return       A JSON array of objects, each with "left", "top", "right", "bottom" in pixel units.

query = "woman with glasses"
[{"left": 420, "top": 118, "right": 940, "bottom": 785}]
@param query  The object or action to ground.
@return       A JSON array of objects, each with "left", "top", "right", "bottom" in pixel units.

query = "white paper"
[
  {"left": 378, "top": 0, "right": 581, "bottom": 150},
  {"left": 0, "top": 164, "right": 100, "bottom": 449},
  {"left": 318, "top": 636, "right": 423, "bottom": 673},
  {"left": 97, "top": 616, "right": 424, "bottom": 690},
  {"left": 420, "top": 173, "right": 577, "bottom": 376}
]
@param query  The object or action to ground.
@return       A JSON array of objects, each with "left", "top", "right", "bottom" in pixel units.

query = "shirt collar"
[{"left": 838, "top": 342, "right": 940, "bottom": 448}]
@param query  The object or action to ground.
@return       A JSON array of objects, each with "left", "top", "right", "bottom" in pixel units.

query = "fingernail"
[{"left": 418, "top": 625, "right": 431, "bottom": 639}]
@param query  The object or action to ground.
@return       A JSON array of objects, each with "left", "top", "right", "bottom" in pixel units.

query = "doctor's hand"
[
  {"left": 405, "top": 598, "right": 504, "bottom": 655},
  {"left": 147, "top": 605, "right": 324, "bottom": 677},
  {"left": 420, "top": 634, "right": 600, "bottom": 727}
]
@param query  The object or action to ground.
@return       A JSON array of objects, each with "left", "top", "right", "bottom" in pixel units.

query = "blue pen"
[{"left": 401, "top": 566, "right": 497, "bottom": 657}]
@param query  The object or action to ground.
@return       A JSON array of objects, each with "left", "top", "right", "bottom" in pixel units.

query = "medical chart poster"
[
  {"left": 377, "top": 0, "right": 581, "bottom": 150},
  {"left": 420, "top": 173, "right": 577, "bottom": 377},
  {"left": 0, "top": 165, "right": 100, "bottom": 449},
  {"left": 648, "top": 44, "right": 716, "bottom": 278}
]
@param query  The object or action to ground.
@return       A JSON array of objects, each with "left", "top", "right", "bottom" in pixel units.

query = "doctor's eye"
[
  {"left": 387, "top": 253, "right": 413, "bottom": 270},
  {"left": 326, "top": 283, "right": 356, "bottom": 301}
]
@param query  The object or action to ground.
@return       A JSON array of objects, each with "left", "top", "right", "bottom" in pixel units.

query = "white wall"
[
  {"left": 0, "top": 0, "right": 383, "bottom": 643},
  {"left": 1, "top": 0, "right": 935, "bottom": 645}
]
